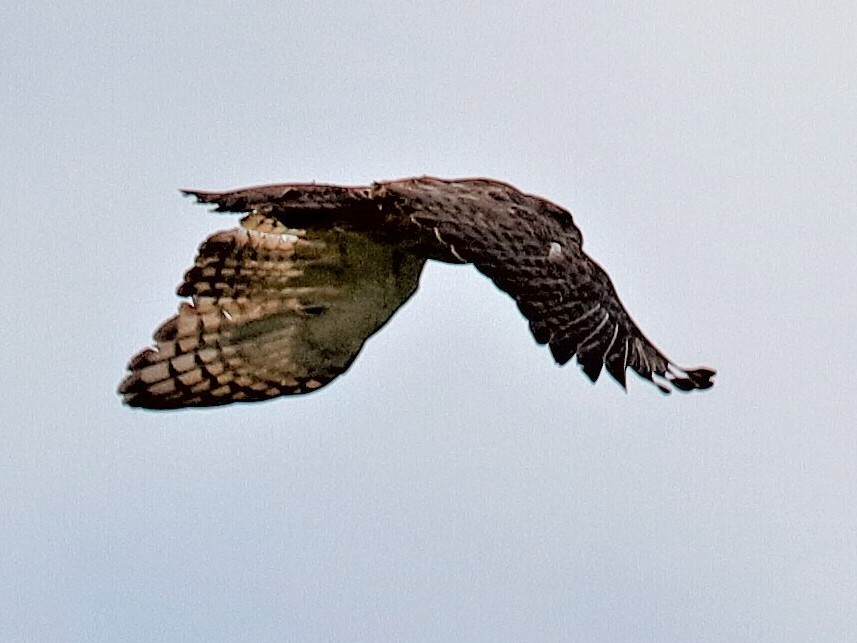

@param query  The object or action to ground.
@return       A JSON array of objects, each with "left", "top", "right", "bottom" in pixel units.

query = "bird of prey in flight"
[{"left": 119, "top": 177, "right": 715, "bottom": 409}]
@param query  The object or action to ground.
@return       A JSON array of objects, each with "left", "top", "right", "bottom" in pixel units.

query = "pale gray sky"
[{"left": 3, "top": 2, "right": 856, "bottom": 641}]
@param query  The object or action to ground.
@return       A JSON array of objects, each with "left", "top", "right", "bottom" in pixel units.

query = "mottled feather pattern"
[
  {"left": 377, "top": 178, "right": 709, "bottom": 392},
  {"left": 119, "top": 225, "right": 424, "bottom": 408},
  {"left": 120, "top": 230, "right": 330, "bottom": 407},
  {"left": 120, "top": 176, "right": 713, "bottom": 408}
]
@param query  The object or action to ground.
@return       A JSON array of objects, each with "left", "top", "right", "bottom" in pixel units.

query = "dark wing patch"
[
  {"left": 379, "top": 177, "right": 714, "bottom": 393},
  {"left": 119, "top": 226, "right": 424, "bottom": 409}
]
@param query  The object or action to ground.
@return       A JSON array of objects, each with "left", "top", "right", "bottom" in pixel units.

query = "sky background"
[{"left": 3, "top": 2, "right": 856, "bottom": 641}]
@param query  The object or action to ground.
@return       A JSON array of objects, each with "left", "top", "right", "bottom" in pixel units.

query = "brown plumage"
[{"left": 119, "top": 177, "right": 715, "bottom": 409}]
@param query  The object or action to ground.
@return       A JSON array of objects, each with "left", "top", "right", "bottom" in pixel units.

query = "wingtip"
[
  {"left": 180, "top": 188, "right": 216, "bottom": 203},
  {"left": 666, "top": 365, "right": 716, "bottom": 392},
  {"left": 178, "top": 188, "right": 244, "bottom": 214}
]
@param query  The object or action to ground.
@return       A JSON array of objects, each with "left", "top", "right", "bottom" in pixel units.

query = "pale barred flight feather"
[{"left": 119, "top": 176, "right": 714, "bottom": 409}]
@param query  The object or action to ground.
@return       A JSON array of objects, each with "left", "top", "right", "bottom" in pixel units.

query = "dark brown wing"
[
  {"left": 119, "top": 221, "right": 424, "bottom": 409},
  {"left": 376, "top": 177, "right": 714, "bottom": 393}
]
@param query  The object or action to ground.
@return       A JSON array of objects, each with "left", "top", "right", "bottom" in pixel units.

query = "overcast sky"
[{"left": 3, "top": 2, "right": 856, "bottom": 641}]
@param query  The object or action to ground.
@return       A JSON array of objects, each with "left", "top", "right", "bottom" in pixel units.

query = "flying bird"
[{"left": 119, "top": 177, "right": 715, "bottom": 409}]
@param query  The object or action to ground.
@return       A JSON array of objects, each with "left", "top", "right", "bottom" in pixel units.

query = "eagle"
[{"left": 119, "top": 177, "right": 715, "bottom": 409}]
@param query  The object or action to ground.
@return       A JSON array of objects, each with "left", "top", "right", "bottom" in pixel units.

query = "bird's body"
[{"left": 119, "top": 177, "right": 714, "bottom": 409}]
